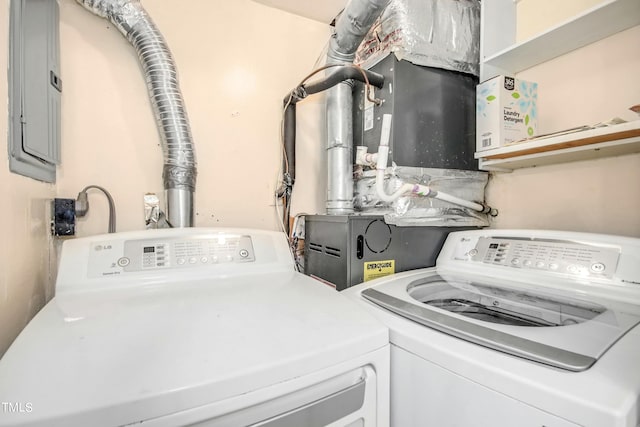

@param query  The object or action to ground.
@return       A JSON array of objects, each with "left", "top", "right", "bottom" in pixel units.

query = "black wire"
[{"left": 279, "top": 63, "right": 380, "bottom": 238}]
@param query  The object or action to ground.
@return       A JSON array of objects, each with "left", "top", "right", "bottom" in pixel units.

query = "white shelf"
[
  {"left": 480, "top": 0, "right": 640, "bottom": 81},
  {"left": 476, "top": 121, "right": 640, "bottom": 171}
]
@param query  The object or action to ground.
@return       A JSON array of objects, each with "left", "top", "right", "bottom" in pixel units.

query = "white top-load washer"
[
  {"left": 344, "top": 229, "right": 640, "bottom": 427},
  {"left": 0, "top": 228, "right": 389, "bottom": 427}
]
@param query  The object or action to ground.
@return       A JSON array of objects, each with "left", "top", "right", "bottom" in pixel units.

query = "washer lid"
[
  {"left": 362, "top": 272, "right": 640, "bottom": 371},
  {"left": 0, "top": 272, "right": 387, "bottom": 426}
]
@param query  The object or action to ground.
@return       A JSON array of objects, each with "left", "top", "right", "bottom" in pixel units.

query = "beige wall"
[
  {"left": 0, "top": 0, "right": 328, "bottom": 356},
  {"left": 0, "top": 0, "right": 57, "bottom": 356},
  {"left": 516, "top": 0, "right": 604, "bottom": 41},
  {"left": 487, "top": 2, "right": 640, "bottom": 236},
  {"left": 57, "top": 0, "right": 329, "bottom": 236}
]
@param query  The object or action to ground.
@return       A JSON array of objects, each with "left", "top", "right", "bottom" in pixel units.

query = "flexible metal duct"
[
  {"left": 325, "top": 0, "right": 390, "bottom": 215},
  {"left": 76, "top": 0, "right": 196, "bottom": 227}
]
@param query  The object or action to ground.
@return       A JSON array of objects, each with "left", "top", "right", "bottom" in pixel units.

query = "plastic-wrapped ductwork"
[
  {"left": 76, "top": 0, "right": 196, "bottom": 227},
  {"left": 354, "top": 167, "right": 490, "bottom": 227},
  {"left": 355, "top": 0, "right": 480, "bottom": 76},
  {"left": 325, "top": 0, "right": 391, "bottom": 215}
]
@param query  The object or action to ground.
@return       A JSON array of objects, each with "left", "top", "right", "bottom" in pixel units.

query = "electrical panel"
[{"left": 9, "top": 0, "right": 61, "bottom": 183}]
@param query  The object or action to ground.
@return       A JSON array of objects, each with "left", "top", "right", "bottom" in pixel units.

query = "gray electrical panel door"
[{"left": 9, "top": 0, "right": 61, "bottom": 183}]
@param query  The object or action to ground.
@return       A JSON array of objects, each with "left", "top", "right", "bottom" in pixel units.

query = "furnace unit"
[
  {"left": 305, "top": 215, "right": 467, "bottom": 290},
  {"left": 354, "top": 54, "right": 478, "bottom": 171}
]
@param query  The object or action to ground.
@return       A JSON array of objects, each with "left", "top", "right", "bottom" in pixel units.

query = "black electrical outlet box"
[{"left": 51, "top": 198, "right": 75, "bottom": 236}]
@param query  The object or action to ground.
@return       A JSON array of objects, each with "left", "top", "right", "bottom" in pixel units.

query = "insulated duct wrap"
[
  {"left": 355, "top": 0, "right": 480, "bottom": 76},
  {"left": 76, "top": 0, "right": 196, "bottom": 227},
  {"left": 355, "top": 167, "right": 490, "bottom": 227}
]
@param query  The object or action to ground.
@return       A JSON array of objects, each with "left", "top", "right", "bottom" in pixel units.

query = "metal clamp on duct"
[{"left": 76, "top": 0, "right": 197, "bottom": 227}]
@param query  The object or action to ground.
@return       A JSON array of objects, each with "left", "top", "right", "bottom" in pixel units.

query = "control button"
[
  {"left": 177, "top": 258, "right": 186, "bottom": 265},
  {"left": 567, "top": 265, "right": 579, "bottom": 274},
  {"left": 468, "top": 249, "right": 478, "bottom": 257},
  {"left": 157, "top": 262, "right": 165, "bottom": 267},
  {"left": 189, "top": 257, "right": 197, "bottom": 264},
  {"left": 549, "top": 263, "right": 559, "bottom": 271},
  {"left": 535, "top": 261, "right": 545, "bottom": 268},
  {"left": 523, "top": 260, "right": 532, "bottom": 267},
  {"left": 117, "top": 257, "right": 130, "bottom": 267},
  {"left": 201, "top": 257, "right": 208, "bottom": 263},
  {"left": 212, "top": 256, "right": 219, "bottom": 263},
  {"left": 226, "top": 255, "right": 234, "bottom": 262},
  {"left": 590, "top": 262, "right": 606, "bottom": 273},
  {"left": 511, "top": 258, "right": 520, "bottom": 265},
  {"left": 239, "top": 249, "right": 249, "bottom": 258}
]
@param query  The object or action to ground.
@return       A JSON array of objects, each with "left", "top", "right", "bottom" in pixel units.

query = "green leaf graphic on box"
[
  {"left": 512, "top": 92, "right": 520, "bottom": 99},
  {"left": 486, "top": 95, "right": 496, "bottom": 102},
  {"left": 528, "top": 127, "right": 534, "bottom": 136},
  {"left": 525, "top": 114, "right": 530, "bottom": 125}
]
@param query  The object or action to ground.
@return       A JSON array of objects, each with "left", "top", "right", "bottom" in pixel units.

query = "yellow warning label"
[{"left": 363, "top": 260, "right": 396, "bottom": 282}]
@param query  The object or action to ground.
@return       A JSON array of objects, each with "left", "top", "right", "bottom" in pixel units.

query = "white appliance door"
[
  {"left": 136, "top": 364, "right": 379, "bottom": 427},
  {"left": 391, "top": 345, "right": 579, "bottom": 427}
]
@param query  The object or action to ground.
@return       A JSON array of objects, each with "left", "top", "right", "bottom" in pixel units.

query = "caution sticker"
[{"left": 363, "top": 260, "right": 396, "bottom": 282}]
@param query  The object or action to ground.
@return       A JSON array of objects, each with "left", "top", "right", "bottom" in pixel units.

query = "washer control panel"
[
  {"left": 88, "top": 235, "right": 255, "bottom": 277},
  {"left": 470, "top": 237, "right": 620, "bottom": 279}
]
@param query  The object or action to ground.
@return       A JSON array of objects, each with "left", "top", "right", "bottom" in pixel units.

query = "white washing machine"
[
  {"left": 0, "top": 228, "right": 389, "bottom": 427},
  {"left": 344, "top": 229, "right": 640, "bottom": 427}
]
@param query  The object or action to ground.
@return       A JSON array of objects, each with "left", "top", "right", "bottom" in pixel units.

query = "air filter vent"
[
  {"left": 309, "top": 242, "right": 323, "bottom": 253},
  {"left": 325, "top": 246, "right": 341, "bottom": 258}
]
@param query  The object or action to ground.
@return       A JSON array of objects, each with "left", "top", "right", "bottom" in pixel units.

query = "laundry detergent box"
[{"left": 476, "top": 75, "right": 538, "bottom": 152}]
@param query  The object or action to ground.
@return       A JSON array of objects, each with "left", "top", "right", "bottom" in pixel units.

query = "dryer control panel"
[
  {"left": 87, "top": 235, "right": 256, "bottom": 277},
  {"left": 56, "top": 228, "right": 294, "bottom": 292},
  {"left": 468, "top": 237, "right": 620, "bottom": 279}
]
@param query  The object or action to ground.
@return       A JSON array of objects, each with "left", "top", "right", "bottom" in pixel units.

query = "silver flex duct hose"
[
  {"left": 76, "top": 0, "right": 196, "bottom": 227},
  {"left": 325, "top": 0, "right": 390, "bottom": 215}
]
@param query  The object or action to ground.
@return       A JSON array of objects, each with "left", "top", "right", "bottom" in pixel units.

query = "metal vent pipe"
[
  {"left": 325, "top": 0, "right": 390, "bottom": 215},
  {"left": 76, "top": 0, "right": 197, "bottom": 227}
]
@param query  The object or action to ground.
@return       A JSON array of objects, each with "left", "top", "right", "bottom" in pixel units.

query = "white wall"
[
  {"left": 290, "top": 92, "right": 328, "bottom": 217},
  {"left": 486, "top": 1, "right": 640, "bottom": 236},
  {"left": 0, "top": 0, "right": 57, "bottom": 356},
  {"left": 57, "top": 0, "right": 329, "bottom": 236}
]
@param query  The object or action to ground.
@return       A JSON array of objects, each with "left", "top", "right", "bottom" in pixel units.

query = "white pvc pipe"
[
  {"left": 433, "top": 191, "right": 485, "bottom": 212},
  {"left": 374, "top": 114, "right": 496, "bottom": 215},
  {"left": 375, "top": 169, "right": 416, "bottom": 203}
]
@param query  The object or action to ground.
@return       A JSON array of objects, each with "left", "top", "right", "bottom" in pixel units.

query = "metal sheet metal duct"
[
  {"left": 326, "top": 0, "right": 390, "bottom": 215},
  {"left": 76, "top": 0, "right": 196, "bottom": 227}
]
